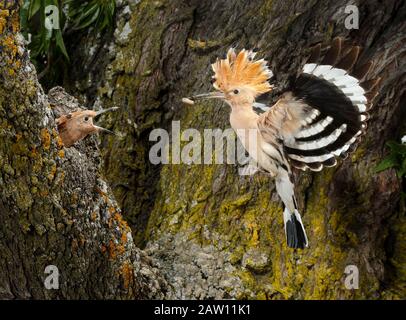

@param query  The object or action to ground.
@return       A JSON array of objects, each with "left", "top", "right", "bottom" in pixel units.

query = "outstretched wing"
[{"left": 258, "top": 37, "right": 381, "bottom": 171}]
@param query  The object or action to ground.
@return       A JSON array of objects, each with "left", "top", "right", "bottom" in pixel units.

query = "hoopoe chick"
[
  {"left": 184, "top": 38, "right": 381, "bottom": 249},
  {"left": 56, "top": 107, "right": 118, "bottom": 147}
]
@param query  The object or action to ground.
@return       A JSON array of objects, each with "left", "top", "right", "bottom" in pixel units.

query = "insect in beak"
[{"left": 182, "top": 92, "right": 225, "bottom": 105}]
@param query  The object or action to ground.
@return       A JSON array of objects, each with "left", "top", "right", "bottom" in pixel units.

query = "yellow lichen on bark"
[
  {"left": 120, "top": 261, "right": 134, "bottom": 290},
  {"left": 0, "top": 9, "right": 9, "bottom": 34},
  {"left": 40, "top": 128, "right": 51, "bottom": 151}
]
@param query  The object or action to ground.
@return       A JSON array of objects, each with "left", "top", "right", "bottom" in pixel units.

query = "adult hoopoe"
[
  {"left": 183, "top": 38, "right": 381, "bottom": 249},
  {"left": 56, "top": 107, "right": 118, "bottom": 147}
]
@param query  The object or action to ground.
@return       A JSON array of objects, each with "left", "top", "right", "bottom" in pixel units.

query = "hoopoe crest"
[
  {"left": 183, "top": 49, "right": 273, "bottom": 106},
  {"left": 211, "top": 48, "right": 273, "bottom": 96}
]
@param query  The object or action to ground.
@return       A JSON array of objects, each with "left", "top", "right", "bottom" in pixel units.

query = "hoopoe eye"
[
  {"left": 84, "top": 116, "right": 89, "bottom": 122},
  {"left": 233, "top": 89, "right": 240, "bottom": 95}
]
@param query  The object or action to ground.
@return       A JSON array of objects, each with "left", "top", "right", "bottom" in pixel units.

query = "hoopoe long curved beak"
[{"left": 182, "top": 92, "right": 225, "bottom": 105}]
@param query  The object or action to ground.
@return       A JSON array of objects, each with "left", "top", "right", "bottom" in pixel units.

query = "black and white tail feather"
[
  {"left": 275, "top": 167, "right": 308, "bottom": 248},
  {"left": 269, "top": 38, "right": 380, "bottom": 249}
]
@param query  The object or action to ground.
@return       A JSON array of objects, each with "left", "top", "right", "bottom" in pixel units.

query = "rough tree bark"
[
  {"left": 64, "top": 0, "right": 405, "bottom": 299},
  {"left": 1, "top": 0, "right": 405, "bottom": 300},
  {"left": 0, "top": 2, "right": 167, "bottom": 299}
]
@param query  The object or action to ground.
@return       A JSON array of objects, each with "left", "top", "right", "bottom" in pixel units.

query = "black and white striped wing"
[{"left": 283, "top": 38, "right": 381, "bottom": 171}]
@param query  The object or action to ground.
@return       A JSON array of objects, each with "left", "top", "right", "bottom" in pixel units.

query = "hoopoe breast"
[{"left": 230, "top": 108, "right": 280, "bottom": 174}]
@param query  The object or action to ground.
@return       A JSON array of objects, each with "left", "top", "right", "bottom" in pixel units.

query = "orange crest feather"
[{"left": 211, "top": 48, "right": 273, "bottom": 96}]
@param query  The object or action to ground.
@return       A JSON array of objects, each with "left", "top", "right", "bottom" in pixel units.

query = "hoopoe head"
[
  {"left": 183, "top": 48, "right": 273, "bottom": 107},
  {"left": 56, "top": 107, "right": 118, "bottom": 147}
]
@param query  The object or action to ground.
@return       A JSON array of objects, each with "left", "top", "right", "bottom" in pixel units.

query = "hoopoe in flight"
[
  {"left": 183, "top": 38, "right": 381, "bottom": 249},
  {"left": 56, "top": 107, "right": 118, "bottom": 147}
]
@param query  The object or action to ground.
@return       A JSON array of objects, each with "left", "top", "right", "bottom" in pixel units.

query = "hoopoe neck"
[{"left": 229, "top": 103, "right": 259, "bottom": 130}]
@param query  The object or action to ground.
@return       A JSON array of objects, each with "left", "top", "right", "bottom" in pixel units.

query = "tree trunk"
[{"left": 0, "top": 2, "right": 167, "bottom": 299}]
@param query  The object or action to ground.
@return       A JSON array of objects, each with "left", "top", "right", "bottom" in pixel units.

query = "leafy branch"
[
  {"left": 375, "top": 140, "right": 406, "bottom": 179},
  {"left": 20, "top": 0, "right": 115, "bottom": 82},
  {"left": 66, "top": 0, "right": 115, "bottom": 31}
]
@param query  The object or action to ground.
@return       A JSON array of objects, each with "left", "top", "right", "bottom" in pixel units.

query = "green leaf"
[
  {"left": 74, "top": 7, "right": 100, "bottom": 30},
  {"left": 45, "top": 0, "right": 60, "bottom": 6},
  {"left": 375, "top": 155, "right": 398, "bottom": 173},
  {"left": 55, "top": 30, "right": 69, "bottom": 61},
  {"left": 387, "top": 141, "right": 406, "bottom": 155},
  {"left": 73, "top": 4, "right": 100, "bottom": 30},
  {"left": 29, "top": 33, "right": 46, "bottom": 58},
  {"left": 29, "top": 0, "right": 42, "bottom": 19},
  {"left": 67, "top": 0, "right": 116, "bottom": 32},
  {"left": 20, "top": 0, "right": 30, "bottom": 35},
  {"left": 398, "top": 157, "right": 406, "bottom": 178}
]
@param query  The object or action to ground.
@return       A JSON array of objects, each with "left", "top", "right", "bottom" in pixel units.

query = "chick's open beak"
[
  {"left": 182, "top": 92, "right": 225, "bottom": 105},
  {"left": 94, "top": 126, "right": 115, "bottom": 134},
  {"left": 93, "top": 107, "right": 119, "bottom": 134},
  {"left": 95, "top": 107, "right": 119, "bottom": 117}
]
